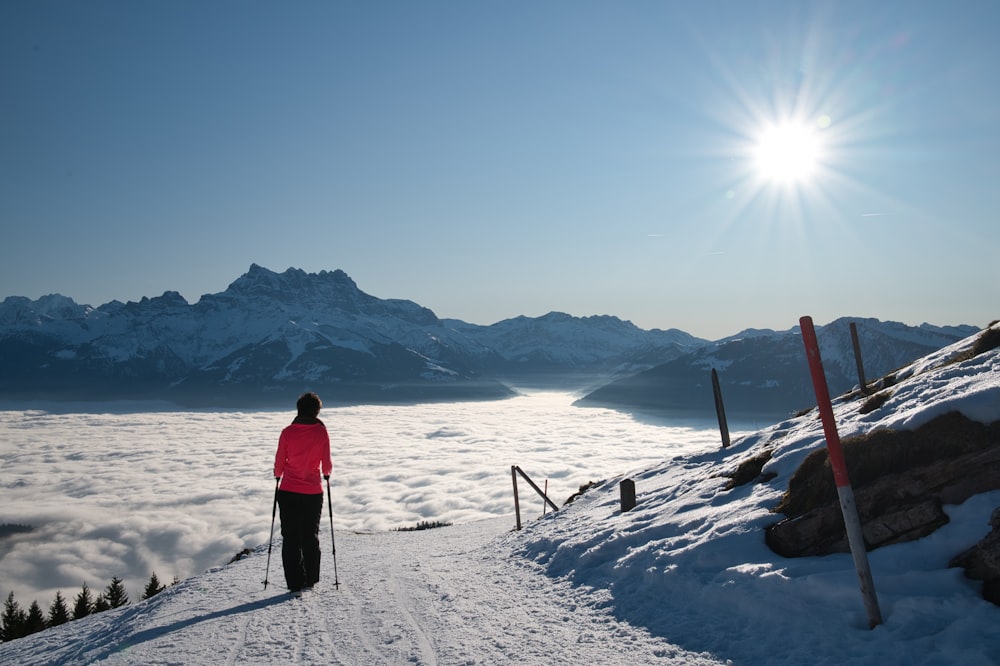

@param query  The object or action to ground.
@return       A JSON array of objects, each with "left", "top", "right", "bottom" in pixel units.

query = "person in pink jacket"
[{"left": 273, "top": 392, "right": 333, "bottom": 594}]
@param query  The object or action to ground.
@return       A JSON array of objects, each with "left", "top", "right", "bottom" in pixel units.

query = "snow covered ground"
[
  {"left": 1, "top": 324, "right": 998, "bottom": 664},
  {"left": 4, "top": 517, "right": 722, "bottom": 665}
]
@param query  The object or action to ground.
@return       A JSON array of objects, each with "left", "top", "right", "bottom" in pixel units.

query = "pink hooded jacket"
[{"left": 273, "top": 420, "right": 333, "bottom": 495}]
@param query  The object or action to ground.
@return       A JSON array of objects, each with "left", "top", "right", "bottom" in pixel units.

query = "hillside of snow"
[{"left": 1, "top": 323, "right": 997, "bottom": 665}]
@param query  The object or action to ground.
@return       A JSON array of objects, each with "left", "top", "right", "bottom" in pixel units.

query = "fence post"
[
  {"left": 620, "top": 478, "right": 636, "bottom": 512},
  {"left": 800, "top": 316, "right": 883, "bottom": 629},
  {"left": 514, "top": 466, "right": 560, "bottom": 513},
  {"left": 711, "top": 368, "right": 731, "bottom": 448},
  {"left": 511, "top": 465, "right": 522, "bottom": 531},
  {"left": 849, "top": 322, "right": 870, "bottom": 395}
]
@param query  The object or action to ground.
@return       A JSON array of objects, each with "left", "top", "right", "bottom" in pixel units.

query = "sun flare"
[{"left": 753, "top": 121, "right": 823, "bottom": 184}]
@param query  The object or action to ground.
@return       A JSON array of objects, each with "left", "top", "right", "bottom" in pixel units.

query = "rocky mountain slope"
[
  {"left": 0, "top": 264, "right": 978, "bottom": 411},
  {"left": 577, "top": 318, "right": 979, "bottom": 418},
  {"left": 0, "top": 265, "right": 700, "bottom": 406}
]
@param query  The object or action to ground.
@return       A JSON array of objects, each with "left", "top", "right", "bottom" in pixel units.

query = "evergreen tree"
[
  {"left": 72, "top": 583, "right": 93, "bottom": 620},
  {"left": 47, "top": 591, "right": 70, "bottom": 627},
  {"left": 92, "top": 594, "right": 111, "bottom": 613},
  {"left": 103, "top": 576, "right": 130, "bottom": 609},
  {"left": 142, "top": 573, "right": 165, "bottom": 600},
  {"left": 23, "top": 601, "right": 46, "bottom": 635},
  {"left": 1, "top": 591, "right": 27, "bottom": 642}
]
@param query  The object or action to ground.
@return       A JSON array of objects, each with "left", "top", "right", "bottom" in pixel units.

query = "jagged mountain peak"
[
  {"left": 134, "top": 291, "right": 190, "bottom": 308},
  {"left": 208, "top": 264, "right": 443, "bottom": 327},
  {"left": 0, "top": 293, "right": 91, "bottom": 326},
  {"left": 224, "top": 264, "right": 361, "bottom": 303},
  {"left": 0, "top": 265, "right": 981, "bottom": 410}
]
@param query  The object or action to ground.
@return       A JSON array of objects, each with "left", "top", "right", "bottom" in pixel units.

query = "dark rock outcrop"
[
  {"left": 765, "top": 412, "right": 1000, "bottom": 604},
  {"left": 949, "top": 507, "right": 1000, "bottom": 605}
]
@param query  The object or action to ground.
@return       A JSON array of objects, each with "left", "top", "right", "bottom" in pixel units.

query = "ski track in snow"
[{"left": 12, "top": 517, "right": 715, "bottom": 665}]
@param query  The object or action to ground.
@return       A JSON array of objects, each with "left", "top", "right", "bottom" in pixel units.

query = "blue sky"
[{"left": 2, "top": 1, "right": 997, "bottom": 340}]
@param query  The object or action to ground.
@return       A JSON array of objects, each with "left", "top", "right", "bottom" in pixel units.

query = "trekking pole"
[
  {"left": 263, "top": 477, "right": 279, "bottom": 590},
  {"left": 325, "top": 475, "right": 340, "bottom": 589}
]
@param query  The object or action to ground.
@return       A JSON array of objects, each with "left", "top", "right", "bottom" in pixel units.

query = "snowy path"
[{"left": 12, "top": 517, "right": 721, "bottom": 665}]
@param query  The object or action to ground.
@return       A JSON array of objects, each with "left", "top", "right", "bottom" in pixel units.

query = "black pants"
[{"left": 277, "top": 490, "right": 324, "bottom": 591}]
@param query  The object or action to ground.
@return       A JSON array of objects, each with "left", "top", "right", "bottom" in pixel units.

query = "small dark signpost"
[
  {"left": 711, "top": 368, "right": 731, "bottom": 448},
  {"left": 620, "top": 478, "right": 636, "bottom": 512},
  {"left": 849, "top": 322, "right": 870, "bottom": 395}
]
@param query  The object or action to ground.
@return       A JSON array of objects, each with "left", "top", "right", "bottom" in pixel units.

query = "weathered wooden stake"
[
  {"left": 620, "top": 478, "right": 636, "bottom": 512},
  {"left": 800, "top": 316, "right": 883, "bottom": 629},
  {"left": 511, "top": 466, "right": 559, "bottom": 531},
  {"left": 849, "top": 322, "right": 870, "bottom": 395},
  {"left": 711, "top": 368, "right": 731, "bottom": 448},
  {"left": 513, "top": 466, "right": 560, "bottom": 513},
  {"left": 511, "top": 466, "right": 522, "bottom": 531}
]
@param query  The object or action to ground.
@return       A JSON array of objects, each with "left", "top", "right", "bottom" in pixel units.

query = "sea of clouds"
[{"left": 0, "top": 392, "right": 753, "bottom": 607}]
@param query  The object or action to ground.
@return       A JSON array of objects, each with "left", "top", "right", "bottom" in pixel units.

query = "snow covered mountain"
[
  {"left": 578, "top": 317, "right": 981, "bottom": 418},
  {"left": 444, "top": 311, "right": 705, "bottom": 390},
  {"left": 0, "top": 265, "right": 509, "bottom": 406},
  {"left": 0, "top": 265, "right": 700, "bottom": 406},
  {"left": 0, "top": 264, "right": 978, "bottom": 411}
]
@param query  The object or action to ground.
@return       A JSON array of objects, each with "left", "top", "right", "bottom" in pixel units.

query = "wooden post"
[
  {"left": 849, "top": 322, "right": 870, "bottom": 395},
  {"left": 620, "top": 478, "right": 636, "bottom": 512},
  {"left": 513, "top": 466, "right": 560, "bottom": 513},
  {"left": 511, "top": 465, "right": 522, "bottom": 531},
  {"left": 800, "top": 316, "right": 883, "bottom": 628},
  {"left": 711, "top": 368, "right": 731, "bottom": 448}
]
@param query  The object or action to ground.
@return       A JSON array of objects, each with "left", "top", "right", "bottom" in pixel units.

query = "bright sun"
[{"left": 753, "top": 121, "right": 823, "bottom": 184}]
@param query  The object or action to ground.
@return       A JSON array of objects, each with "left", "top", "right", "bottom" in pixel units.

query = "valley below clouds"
[{"left": 0, "top": 393, "right": 748, "bottom": 607}]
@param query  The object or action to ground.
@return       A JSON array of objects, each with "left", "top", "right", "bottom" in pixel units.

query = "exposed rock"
[
  {"left": 765, "top": 411, "right": 1000, "bottom": 605},
  {"left": 228, "top": 548, "right": 253, "bottom": 564},
  {"left": 949, "top": 507, "right": 1000, "bottom": 605},
  {"left": 564, "top": 480, "right": 606, "bottom": 506},
  {"left": 720, "top": 450, "right": 775, "bottom": 490}
]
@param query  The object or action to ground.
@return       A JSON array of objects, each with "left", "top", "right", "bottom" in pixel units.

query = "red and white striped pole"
[{"left": 800, "top": 316, "right": 883, "bottom": 629}]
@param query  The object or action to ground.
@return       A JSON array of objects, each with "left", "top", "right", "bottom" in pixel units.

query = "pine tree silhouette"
[
  {"left": 92, "top": 594, "right": 111, "bottom": 613},
  {"left": 23, "top": 601, "right": 46, "bottom": 635},
  {"left": 1, "top": 591, "right": 27, "bottom": 642},
  {"left": 72, "top": 583, "right": 93, "bottom": 620},
  {"left": 143, "top": 573, "right": 165, "bottom": 600},
  {"left": 47, "top": 591, "right": 70, "bottom": 627},
  {"left": 103, "top": 576, "right": 130, "bottom": 609}
]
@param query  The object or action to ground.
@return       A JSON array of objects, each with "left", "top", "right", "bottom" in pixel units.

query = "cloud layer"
[{"left": 0, "top": 393, "right": 744, "bottom": 606}]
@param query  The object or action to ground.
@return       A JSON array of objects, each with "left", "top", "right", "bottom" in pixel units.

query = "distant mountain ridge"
[
  {"left": 577, "top": 317, "right": 980, "bottom": 418},
  {"left": 0, "top": 264, "right": 980, "bottom": 412},
  {"left": 0, "top": 265, "right": 703, "bottom": 406}
]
